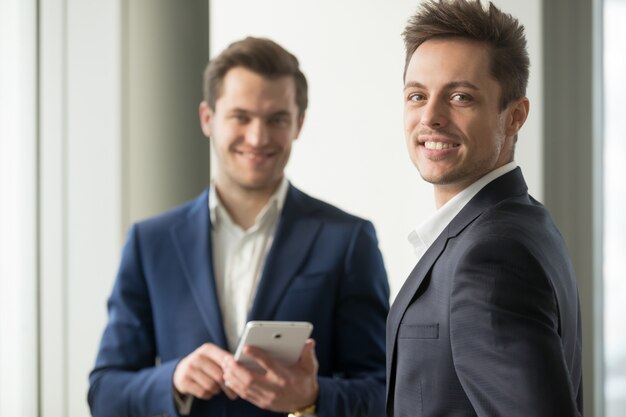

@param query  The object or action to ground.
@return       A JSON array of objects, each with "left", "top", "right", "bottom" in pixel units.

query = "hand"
[
  {"left": 173, "top": 343, "right": 238, "bottom": 401},
  {"left": 222, "top": 339, "right": 319, "bottom": 412}
]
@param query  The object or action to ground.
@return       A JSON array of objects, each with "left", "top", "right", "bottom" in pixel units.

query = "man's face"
[
  {"left": 403, "top": 38, "right": 527, "bottom": 202},
  {"left": 200, "top": 66, "right": 303, "bottom": 195}
]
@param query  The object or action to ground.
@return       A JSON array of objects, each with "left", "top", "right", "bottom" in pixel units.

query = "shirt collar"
[
  {"left": 408, "top": 161, "right": 518, "bottom": 257},
  {"left": 209, "top": 176, "right": 290, "bottom": 229}
]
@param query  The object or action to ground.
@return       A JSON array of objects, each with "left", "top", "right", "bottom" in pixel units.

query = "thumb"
[{"left": 298, "top": 339, "right": 318, "bottom": 372}]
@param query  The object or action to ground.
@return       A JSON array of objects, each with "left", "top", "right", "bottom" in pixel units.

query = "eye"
[
  {"left": 269, "top": 116, "right": 290, "bottom": 126},
  {"left": 408, "top": 93, "right": 427, "bottom": 102},
  {"left": 451, "top": 93, "right": 472, "bottom": 103},
  {"left": 232, "top": 114, "right": 249, "bottom": 123}
]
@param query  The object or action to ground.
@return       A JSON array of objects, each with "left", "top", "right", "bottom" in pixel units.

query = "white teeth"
[{"left": 425, "top": 141, "right": 454, "bottom": 150}]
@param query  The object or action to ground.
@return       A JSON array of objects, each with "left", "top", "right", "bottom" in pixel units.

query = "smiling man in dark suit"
[
  {"left": 386, "top": 1, "right": 583, "bottom": 416},
  {"left": 88, "top": 37, "right": 389, "bottom": 417}
]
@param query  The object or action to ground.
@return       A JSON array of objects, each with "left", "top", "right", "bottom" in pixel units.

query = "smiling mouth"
[
  {"left": 235, "top": 150, "right": 276, "bottom": 159},
  {"left": 423, "top": 141, "right": 460, "bottom": 150}
]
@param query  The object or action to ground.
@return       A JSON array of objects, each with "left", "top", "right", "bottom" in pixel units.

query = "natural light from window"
[
  {"left": 604, "top": 0, "right": 626, "bottom": 415},
  {"left": 0, "top": 0, "right": 37, "bottom": 415}
]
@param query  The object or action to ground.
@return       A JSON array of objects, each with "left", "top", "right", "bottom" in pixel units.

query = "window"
[
  {"left": 0, "top": 0, "right": 38, "bottom": 416},
  {"left": 603, "top": 0, "right": 626, "bottom": 415}
]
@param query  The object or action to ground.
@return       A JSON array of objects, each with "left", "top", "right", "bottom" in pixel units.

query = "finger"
[
  {"left": 223, "top": 356, "right": 272, "bottom": 397},
  {"left": 179, "top": 351, "right": 225, "bottom": 389},
  {"left": 173, "top": 359, "right": 192, "bottom": 395},
  {"left": 201, "top": 343, "right": 233, "bottom": 365},
  {"left": 183, "top": 360, "right": 224, "bottom": 397},
  {"left": 221, "top": 356, "right": 249, "bottom": 400},
  {"left": 180, "top": 346, "right": 225, "bottom": 380},
  {"left": 224, "top": 370, "right": 267, "bottom": 401},
  {"left": 176, "top": 344, "right": 235, "bottom": 399},
  {"left": 297, "top": 339, "right": 318, "bottom": 372},
  {"left": 194, "top": 343, "right": 233, "bottom": 384},
  {"left": 223, "top": 390, "right": 238, "bottom": 400},
  {"left": 223, "top": 356, "right": 257, "bottom": 386},
  {"left": 197, "top": 344, "right": 240, "bottom": 389},
  {"left": 243, "top": 345, "right": 286, "bottom": 377},
  {"left": 182, "top": 364, "right": 221, "bottom": 399},
  {"left": 182, "top": 377, "right": 220, "bottom": 400},
  {"left": 214, "top": 356, "right": 240, "bottom": 400},
  {"left": 237, "top": 389, "right": 268, "bottom": 409}
]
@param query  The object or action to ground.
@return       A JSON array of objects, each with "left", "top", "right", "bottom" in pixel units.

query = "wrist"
[
  {"left": 289, "top": 381, "right": 318, "bottom": 417},
  {"left": 288, "top": 403, "right": 316, "bottom": 417}
]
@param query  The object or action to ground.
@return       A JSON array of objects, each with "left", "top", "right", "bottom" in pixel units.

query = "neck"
[
  {"left": 433, "top": 182, "right": 468, "bottom": 209},
  {"left": 215, "top": 179, "right": 281, "bottom": 230}
]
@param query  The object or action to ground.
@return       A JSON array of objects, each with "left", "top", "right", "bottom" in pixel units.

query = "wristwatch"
[{"left": 287, "top": 403, "right": 317, "bottom": 417}]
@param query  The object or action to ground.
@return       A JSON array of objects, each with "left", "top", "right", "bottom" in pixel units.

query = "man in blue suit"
[
  {"left": 386, "top": 1, "right": 582, "bottom": 416},
  {"left": 88, "top": 37, "right": 389, "bottom": 417}
]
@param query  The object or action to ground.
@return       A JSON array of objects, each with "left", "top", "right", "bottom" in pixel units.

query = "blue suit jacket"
[
  {"left": 386, "top": 168, "right": 583, "bottom": 417},
  {"left": 88, "top": 185, "right": 389, "bottom": 417}
]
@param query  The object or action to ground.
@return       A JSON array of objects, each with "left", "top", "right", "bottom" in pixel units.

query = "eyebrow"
[
  {"left": 268, "top": 110, "right": 292, "bottom": 118},
  {"left": 403, "top": 81, "right": 481, "bottom": 91},
  {"left": 229, "top": 108, "right": 293, "bottom": 118}
]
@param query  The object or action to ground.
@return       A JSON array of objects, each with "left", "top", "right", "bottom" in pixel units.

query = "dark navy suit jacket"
[
  {"left": 88, "top": 185, "right": 389, "bottom": 417},
  {"left": 386, "top": 168, "right": 583, "bottom": 417}
]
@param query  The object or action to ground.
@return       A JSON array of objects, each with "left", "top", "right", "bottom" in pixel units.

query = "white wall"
[{"left": 210, "top": 0, "right": 543, "bottom": 298}]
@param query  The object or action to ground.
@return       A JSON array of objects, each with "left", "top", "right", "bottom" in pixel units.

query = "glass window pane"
[
  {"left": 604, "top": 0, "right": 626, "bottom": 415},
  {"left": 0, "top": 0, "right": 38, "bottom": 415}
]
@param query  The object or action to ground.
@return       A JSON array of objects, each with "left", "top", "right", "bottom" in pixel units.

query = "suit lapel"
[
  {"left": 385, "top": 229, "right": 449, "bottom": 406},
  {"left": 248, "top": 185, "right": 321, "bottom": 320},
  {"left": 386, "top": 167, "right": 529, "bottom": 406},
  {"left": 170, "top": 191, "right": 228, "bottom": 349},
  {"left": 388, "top": 167, "right": 528, "bottom": 334}
]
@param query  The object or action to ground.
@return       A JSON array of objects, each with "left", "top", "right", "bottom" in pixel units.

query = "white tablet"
[{"left": 234, "top": 321, "right": 313, "bottom": 374}]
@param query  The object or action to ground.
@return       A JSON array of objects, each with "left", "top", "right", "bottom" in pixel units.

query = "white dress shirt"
[
  {"left": 209, "top": 177, "right": 289, "bottom": 351},
  {"left": 408, "top": 161, "right": 518, "bottom": 261}
]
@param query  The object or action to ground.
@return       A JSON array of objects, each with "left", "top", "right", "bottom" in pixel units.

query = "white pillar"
[{"left": 0, "top": 0, "right": 38, "bottom": 415}]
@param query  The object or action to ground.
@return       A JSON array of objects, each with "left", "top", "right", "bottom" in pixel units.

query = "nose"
[
  {"left": 420, "top": 97, "right": 448, "bottom": 129},
  {"left": 245, "top": 118, "right": 269, "bottom": 147}
]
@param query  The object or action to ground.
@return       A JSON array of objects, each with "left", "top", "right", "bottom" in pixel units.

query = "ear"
[
  {"left": 505, "top": 97, "right": 529, "bottom": 137},
  {"left": 199, "top": 101, "right": 214, "bottom": 138},
  {"left": 293, "top": 112, "right": 306, "bottom": 140}
]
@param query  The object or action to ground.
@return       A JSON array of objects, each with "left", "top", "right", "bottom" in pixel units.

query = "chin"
[
  {"left": 419, "top": 174, "right": 439, "bottom": 185},
  {"left": 418, "top": 170, "right": 451, "bottom": 185}
]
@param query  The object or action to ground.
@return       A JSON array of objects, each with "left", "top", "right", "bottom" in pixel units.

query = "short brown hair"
[
  {"left": 403, "top": 0, "right": 529, "bottom": 109},
  {"left": 203, "top": 37, "right": 308, "bottom": 116}
]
